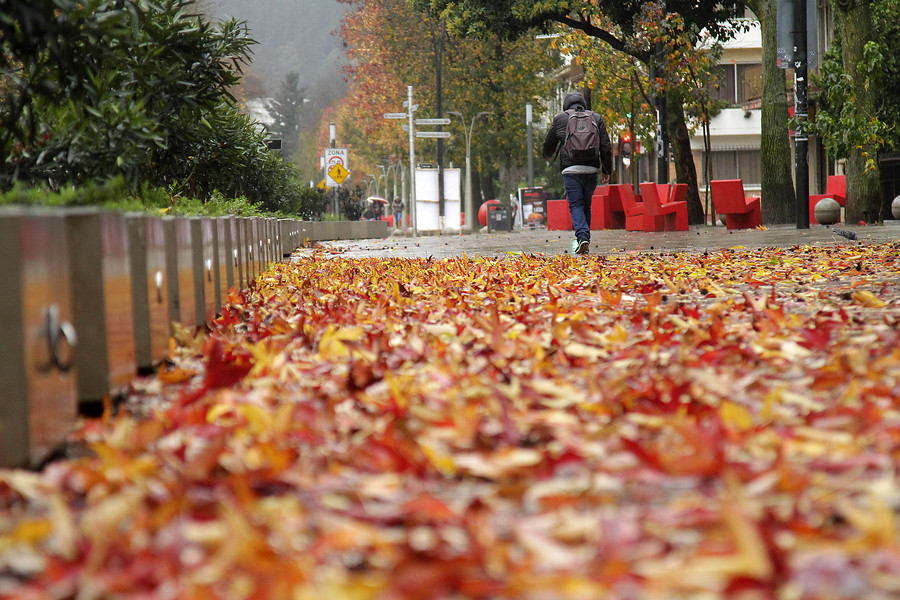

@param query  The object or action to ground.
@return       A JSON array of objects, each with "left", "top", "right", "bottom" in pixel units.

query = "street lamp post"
[
  {"left": 364, "top": 175, "right": 376, "bottom": 198},
  {"left": 448, "top": 110, "right": 492, "bottom": 232},
  {"left": 526, "top": 102, "right": 534, "bottom": 188},
  {"left": 377, "top": 164, "right": 388, "bottom": 199}
]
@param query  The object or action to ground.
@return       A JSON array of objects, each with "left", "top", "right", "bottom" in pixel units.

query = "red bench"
[
  {"left": 590, "top": 185, "right": 625, "bottom": 230},
  {"left": 710, "top": 179, "right": 762, "bottom": 229},
  {"left": 639, "top": 182, "right": 689, "bottom": 231},
  {"left": 546, "top": 199, "right": 572, "bottom": 230},
  {"left": 606, "top": 184, "right": 646, "bottom": 231},
  {"left": 809, "top": 175, "right": 846, "bottom": 224}
]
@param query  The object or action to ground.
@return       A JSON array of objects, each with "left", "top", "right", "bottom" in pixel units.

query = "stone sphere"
[
  {"left": 892, "top": 195, "right": 900, "bottom": 220},
  {"left": 814, "top": 197, "right": 841, "bottom": 225}
]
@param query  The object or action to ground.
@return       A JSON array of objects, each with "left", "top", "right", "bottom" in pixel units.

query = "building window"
[
  {"left": 708, "top": 63, "right": 763, "bottom": 106},
  {"left": 700, "top": 150, "right": 761, "bottom": 185},
  {"left": 710, "top": 65, "right": 736, "bottom": 104},
  {"left": 737, "top": 64, "right": 762, "bottom": 104}
]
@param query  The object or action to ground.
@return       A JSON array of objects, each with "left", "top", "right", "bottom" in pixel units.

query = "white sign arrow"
[
  {"left": 383, "top": 112, "right": 407, "bottom": 119},
  {"left": 415, "top": 131, "right": 452, "bottom": 139},
  {"left": 415, "top": 118, "right": 451, "bottom": 126}
]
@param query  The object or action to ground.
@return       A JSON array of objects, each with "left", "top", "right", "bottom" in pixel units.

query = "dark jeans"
[{"left": 563, "top": 172, "right": 598, "bottom": 242}]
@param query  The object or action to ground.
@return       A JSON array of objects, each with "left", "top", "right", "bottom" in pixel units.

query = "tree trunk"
[
  {"left": 833, "top": 0, "right": 883, "bottom": 223},
  {"left": 666, "top": 96, "right": 704, "bottom": 224},
  {"left": 747, "top": 0, "right": 796, "bottom": 224}
]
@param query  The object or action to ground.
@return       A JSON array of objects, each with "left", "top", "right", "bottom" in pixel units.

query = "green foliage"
[
  {"left": 340, "top": 187, "right": 365, "bottom": 221},
  {"left": 808, "top": 40, "right": 894, "bottom": 171},
  {"left": 873, "top": 0, "right": 900, "bottom": 149},
  {"left": 0, "top": 0, "right": 315, "bottom": 216}
]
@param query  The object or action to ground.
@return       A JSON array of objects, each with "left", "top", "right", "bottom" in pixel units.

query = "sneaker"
[{"left": 575, "top": 239, "right": 590, "bottom": 255}]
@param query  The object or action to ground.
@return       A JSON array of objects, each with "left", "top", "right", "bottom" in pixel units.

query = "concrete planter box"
[
  {"left": 0, "top": 208, "right": 77, "bottom": 467},
  {"left": 126, "top": 213, "right": 169, "bottom": 374},
  {"left": 64, "top": 209, "right": 136, "bottom": 407},
  {"left": 163, "top": 216, "right": 197, "bottom": 330}
]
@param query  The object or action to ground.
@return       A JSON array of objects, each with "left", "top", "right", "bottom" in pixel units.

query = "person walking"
[
  {"left": 392, "top": 196, "right": 404, "bottom": 230},
  {"left": 542, "top": 91, "right": 612, "bottom": 255}
]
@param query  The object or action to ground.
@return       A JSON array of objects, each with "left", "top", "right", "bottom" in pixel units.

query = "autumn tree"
[{"left": 337, "top": 0, "right": 560, "bottom": 204}]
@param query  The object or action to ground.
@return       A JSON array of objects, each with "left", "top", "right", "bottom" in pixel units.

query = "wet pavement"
[{"left": 304, "top": 221, "right": 900, "bottom": 260}]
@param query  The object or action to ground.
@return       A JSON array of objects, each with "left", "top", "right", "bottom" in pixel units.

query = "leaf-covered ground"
[{"left": 2, "top": 243, "right": 900, "bottom": 599}]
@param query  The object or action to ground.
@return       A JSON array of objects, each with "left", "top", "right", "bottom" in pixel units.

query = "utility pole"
[
  {"left": 329, "top": 122, "right": 338, "bottom": 217},
  {"left": 793, "top": 0, "right": 809, "bottom": 228},
  {"left": 407, "top": 86, "right": 418, "bottom": 237}
]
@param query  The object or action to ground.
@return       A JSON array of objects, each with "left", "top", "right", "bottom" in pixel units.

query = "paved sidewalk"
[{"left": 306, "top": 222, "right": 900, "bottom": 260}]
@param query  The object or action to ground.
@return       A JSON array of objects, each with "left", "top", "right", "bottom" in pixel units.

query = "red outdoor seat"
[
  {"left": 639, "top": 182, "right": 688, "bottom": 232},
  {"left": 710, "top": 179, "right": 762, "bottom": 229},
  {"left": 546, "top": 199, "right": 572, "bottom": 230},
  {"left": 590, "top": 185, "right": 625, "bottom": 230},
  {"left": 808, "top": 175, "right": 846, "bottom": 225},
  {"left": 606, "top": 184, "right": 645, "bottom": 231}
]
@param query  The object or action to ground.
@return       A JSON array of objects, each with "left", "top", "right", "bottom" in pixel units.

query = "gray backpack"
[{"left": 564, "top": 109, "right": 601, "bottom": 165}]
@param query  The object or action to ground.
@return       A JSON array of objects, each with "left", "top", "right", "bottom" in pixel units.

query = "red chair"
[
  {"left": 590, "top": 185, "right": 625, "bottom": 229},
  {"left": 669, "top": 182, "right": 687, "bottom": 204},
  {"left": 808, "top": 175, "right": 846, "bottom": 224},
  {"left": 607, "top": 184, "right": 645, "bottom": 231},
  {"left": 639, "top": 182, "right": 688, "bottom": 232},
  {"left": 710, "top": 179, "right": 762, "bottom": 229},
  {"left": 546, "top": 199, "right": 572, "bottom": 230}
]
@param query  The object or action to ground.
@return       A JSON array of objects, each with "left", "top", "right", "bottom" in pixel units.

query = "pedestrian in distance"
[
  {"left": 392, "top": 196, "right": 404, "bottom": 229},
  {"left": 542, "top": 91, "right": 613, "bottom": 255}
]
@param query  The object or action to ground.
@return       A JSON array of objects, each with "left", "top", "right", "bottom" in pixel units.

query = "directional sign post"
[
  {"left": 383, "top": 112, "right": 407, "bottom": 120},
  {"left": 415, "top": 131, "right": 452, "bottom": 139},
  {"left": 414, "top": 118, "right": 451, "bottom": 126}
]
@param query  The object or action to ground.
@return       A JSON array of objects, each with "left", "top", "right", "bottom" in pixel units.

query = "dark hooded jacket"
[{"left": 542, "top": 91, "right": 613, "bottom": 175}]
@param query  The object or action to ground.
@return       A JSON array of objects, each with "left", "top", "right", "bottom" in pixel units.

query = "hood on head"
[{"left": 563, "top": 91, "right": 588, "bottom": 111}]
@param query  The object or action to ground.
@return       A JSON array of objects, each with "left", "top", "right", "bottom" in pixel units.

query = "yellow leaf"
[
  {"left": 419, "top": 440, "right": 457, "bottom": 477},
  {"left": 318, "top": 325, "right": 365, "bottom": 359},
  {"left": 851, "top": 290, "right": 886, "bottom": 308},
  {"left": 720, "top": 400, "right": 753, "bottom": 431}
]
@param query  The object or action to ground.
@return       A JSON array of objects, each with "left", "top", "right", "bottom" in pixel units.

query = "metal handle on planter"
[{"left": 40, "top": 304, "right": 77, "bottom": 373}]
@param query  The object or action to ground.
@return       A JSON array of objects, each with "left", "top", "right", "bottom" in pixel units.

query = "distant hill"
[{"left": 204, "top": 0, "right": 347, "bottom": 96}]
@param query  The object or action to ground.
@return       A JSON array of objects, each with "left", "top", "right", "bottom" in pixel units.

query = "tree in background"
[
  {"left": 873, "top": 0, "right": 900, "bottom": 158},
  {"left": 271, "top": 71, "right": 308, "bottom": 161},
  {"left": 742, "top": 0, "right": 796, "bottom": 224},
  {"left": 809, "top": 0, "right": 893, "bottom": 223}
]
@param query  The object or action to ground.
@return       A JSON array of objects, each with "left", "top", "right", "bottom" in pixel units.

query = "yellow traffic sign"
[
  {"left": 328, "top": 162, "right": 349, "bottom": 185},
  {"left": 316, "top": 178, "right": 326, "bottom": 190}
]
